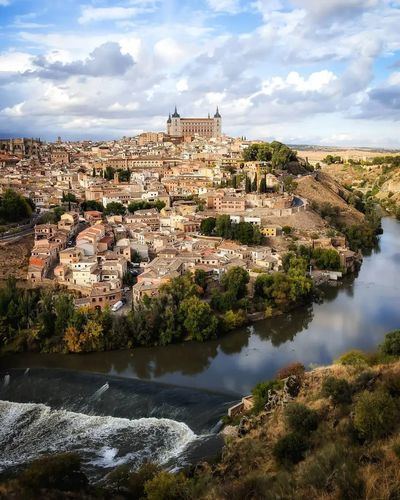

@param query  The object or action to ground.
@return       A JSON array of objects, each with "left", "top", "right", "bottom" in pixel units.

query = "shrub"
[
  {"left": 105, "top": 462, "right": 160, "bottom": 497},
  {"left": 352, "top": 370, "right": 377, "bottom": 393},
  {"left": 251, "top": 379, "right": 282, "bottom": 413},
  {"left": 381, "top": 372, "right": 400, "bottom": 398},
  {"left": 144, "top": 471, "right": 190, "bottom": 500},
  {"left": 298, "top": 443, "right": 364, "bottom": 498},
  {"left": 273, "top": 432, "right": 309, "bottom": 466},
  {"left": 285, "top": 403, "right": 319, "bottom": 435},
  {"left": 19, "top": 453, "right": 88, "bottom": 492},
  {"left": 354, "top": 390, "right": 398, "bottom": 440},
  {"left": 321, "top": 376, "right": 352, "bottom": 405},
  {"left": 336, "top": 350, "right": 370, "bottom": 368},
  {"left": 380, "top": 330, "right": 400, "bottom": 356},
  {"left": 276, "top": 362, "right": 305, "bottom": 381}
]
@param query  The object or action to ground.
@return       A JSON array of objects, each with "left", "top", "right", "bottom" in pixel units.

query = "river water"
[{"left": 1, "top": 217, "right": 400, "bottom": 476}]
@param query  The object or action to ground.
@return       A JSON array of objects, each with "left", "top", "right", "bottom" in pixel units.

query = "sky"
[{"left": 0, "top": 0, "right": 400, "bottom": 147}]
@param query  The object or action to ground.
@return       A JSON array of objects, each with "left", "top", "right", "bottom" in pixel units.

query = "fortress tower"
[{"left": 166, "top": 106, "right": 222, "bottom": 138}]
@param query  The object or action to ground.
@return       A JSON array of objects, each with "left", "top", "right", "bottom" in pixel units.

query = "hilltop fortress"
[{"left": 167, "top": 106, "right": 222, "bottom": 139}]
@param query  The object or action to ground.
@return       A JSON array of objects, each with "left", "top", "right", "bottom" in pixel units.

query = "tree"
[
  {"left": 200, "top": 217, "right": 216, "bottom": 236},
  {"left": 104, "top": 202, "right": 125, "bottom": 216},
  {"left": 259, "top": 175, "right": 267, "bottom": 193},
  {"left": 221, "top": 266, "right": 250, "bottom": 300},
  {"left": 104, "top": 166, "right": 115, "bottom": 180},
  {"left": 81, "top": 200, "right": 104, "bottom": 212},
  {"left": 215, "top": 214, "right": 232, "bottom": 239},
  {"left": 251, "top": 173, "right": 258, "bottom": 192},
  {"left": 311, "top": 248, "right": 340, "bottom": 271},
  {"left": 62, "top": 192, "right": 77, "bottom": 203},
  {"left": 54, "top": 294, "right": 75, "bottom": 338},
  {"left": 283, "top": 175, "right": 298, "bottom": 194},
  {"left": 194, "top": 269, "right": 207, "bottom": 292},
  {"left": 0, "top": 189, "right": 32, "bottom": 223},
  {"left": 180, "top": 296, "right": 218, "bottom": 341},
  {"left": 128, "top": 200, "right": 165, "bottom": 213},
  {"left": 245, "top": 175, "right": 252, "bottom": 193}
]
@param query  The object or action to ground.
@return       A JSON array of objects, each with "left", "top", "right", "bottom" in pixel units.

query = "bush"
[
  {"left": 336, "top": 350, "right": 370, "bottom": 368},
  {"left": 106, "top": 462, "right": 160, "bottom": 497},
  {"left": 285, "top": 403, "right": 319, "bottom": 435},
  {"left": 273, "top": 432, "right": 309, "bottom": 466},
  {"left": 321, "top": 376, "right": 352, "bottom": 405},
  {"left": 352, "top": 370, "right": 377, "bottom": 393},
  {"left": 276, "top": 362, "right": 305, "bottom": 381},
  {"left": 380, "top": 330, "right": 400, "bottom": 356},
  {"left": 354, "top": 390, "right": 398, "bottom": 440},
  {"left": 19, "top": 453, "right": 88, "bottom": 492},
  {"left": 298, "top": 443, "right": 365, "bottom": 498},
  {"left": 144, "top": 471, "right": 190, "bottom": 500},
  {"left": 381, "top": 372, "right": 400, "bottom": 398}
]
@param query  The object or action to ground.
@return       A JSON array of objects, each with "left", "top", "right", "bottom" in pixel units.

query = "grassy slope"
[{"left": 207, "top": 360, "right": 400, "bottom": 499}]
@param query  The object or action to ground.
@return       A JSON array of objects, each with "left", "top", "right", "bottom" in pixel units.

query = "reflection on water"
[{"left": 3, "top": 218, "right": 400, "bottom": 395}]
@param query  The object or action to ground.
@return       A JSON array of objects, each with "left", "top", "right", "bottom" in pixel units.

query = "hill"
[{"left": 295, "top": 172, "right": 365, "bottom": 227}]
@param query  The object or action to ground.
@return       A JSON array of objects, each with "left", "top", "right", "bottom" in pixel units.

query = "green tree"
[
  {"left": 104, "top": 202, "right": 125, "bottom": 216},
  {"left": 259, "top": 175, "right": 267, "bottom": 193},
  {"left": 221, "top": 266, "right": 250, "bottom": 300},
  {"left": 62, "top": 192, "right": 77, "bottom": 203},
  {"left": 245, "top": 175, "right": 252, "bottom": 193},
  {"left": 215, "top": 214, "right": 232, "bottom": 239},
  {"left": 0, "top": 189, "right": 33, "bottom": 223},
  {"left": 180, "top": 296, "right": 218, "bottom": 341},
  {"left": 200, "top": 217, "right": 216, "bottom": 236},
  {"left": 194, "top": 269, "right": 207, "bottom": 292},
  {"left": 283, "top": 175, "right": 298, "bottom": 194},
  {"left": 251, "top": 173, "right": 258, "bottom": 192},
  {"left": 81, "top": 200, "right": 104, "bottom": 212}
]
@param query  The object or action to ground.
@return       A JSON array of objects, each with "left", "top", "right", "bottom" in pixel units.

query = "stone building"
[{"left": 166, "top": 106, "right": 222, "bottom": 138}]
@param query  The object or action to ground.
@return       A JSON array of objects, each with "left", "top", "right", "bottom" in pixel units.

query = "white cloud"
[
  {"left": 207, "top": 0, "right": 241, "bottom": 14},
  {"left": 0, "top": 0, "right": 10, "bottom": 6},
  {"left": 0, "top": 51, "right": 34, "bottom": 72},
  {"left": 1, "top": 102, "right": 25, "bottom": 117},
  {"left": 78, "top": 6, "right": 145, "bottom": 24},
  {"left": 176, "top": 78, "right": 188, "bottom": 92}
]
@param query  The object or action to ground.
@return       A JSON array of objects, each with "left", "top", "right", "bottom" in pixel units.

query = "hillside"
[
  {"left": 2, "top": 332, "right": 400, "bottom": 499},
  {"left": 295, "top": 172, "right": 365, "bottom": 226},
  {"left": 323, "top": 163, "right": 400, "bottom": 216}
]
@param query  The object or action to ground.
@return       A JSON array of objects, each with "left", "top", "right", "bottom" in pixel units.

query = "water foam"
[{"left": 0, "top": 400, "right": 196, "bottom": 473}]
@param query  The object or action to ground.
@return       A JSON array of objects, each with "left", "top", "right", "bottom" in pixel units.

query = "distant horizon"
[{"left": 1, "top": 132, "right": 399, "bottom": 153}]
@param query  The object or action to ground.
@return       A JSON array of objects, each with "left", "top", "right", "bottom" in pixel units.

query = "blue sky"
[{"left": 0, "top": 0, "right": 400, "bottom": 146}]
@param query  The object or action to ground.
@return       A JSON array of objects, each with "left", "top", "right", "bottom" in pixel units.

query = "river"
[{"left": 1, "top": 217, "right": 400, "bottom": 476}]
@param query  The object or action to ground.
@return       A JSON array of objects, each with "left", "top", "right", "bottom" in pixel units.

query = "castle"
[{"left": 166, "top": 106, "right": 222, "bottom": 139}]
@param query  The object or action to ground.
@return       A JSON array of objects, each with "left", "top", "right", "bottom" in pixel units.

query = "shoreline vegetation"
[
  {"left": 0, "top": 255, "right": 314, "bottom": 355},
  {"left": 1, "top": 329, "right": 400, "bottom": 499},
  {"left": 0, "top": 213, "right": 382, "bottom": 356}
]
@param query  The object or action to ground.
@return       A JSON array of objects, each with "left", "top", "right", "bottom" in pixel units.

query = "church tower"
[
  {"left": 213, "top": 107, "right": 222, "bottom": 138},
  {"left": 169, "top": 106, "right": 182, "bottom": 136}
]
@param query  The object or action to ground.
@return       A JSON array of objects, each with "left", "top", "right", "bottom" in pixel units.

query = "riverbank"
[{"left": 2, "top": 331, "right": 400, "bottom": 499}]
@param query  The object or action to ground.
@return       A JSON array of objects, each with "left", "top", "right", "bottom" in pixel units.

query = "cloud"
[
  {"left": 0, "top": 0, "right": 10, "bottom": 6},
  {"left": 1, "top": 0, "right": 400, "bottom": 145},
  {"left": 207, "top": 0, "right": 242, "bottom": 14},
  {"left": 27, "top": 42, "right": 134, "bottom": 79},
  {"left": 78, "top": 5, "right": 153, "bottom": 24},
  {"left": 291, "top": 0, "right": 379, "bottom": 20}
]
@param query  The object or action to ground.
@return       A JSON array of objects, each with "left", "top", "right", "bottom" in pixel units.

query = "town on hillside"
[{"left": 0, "top": 112, "right": 364, "bottom": 315}]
